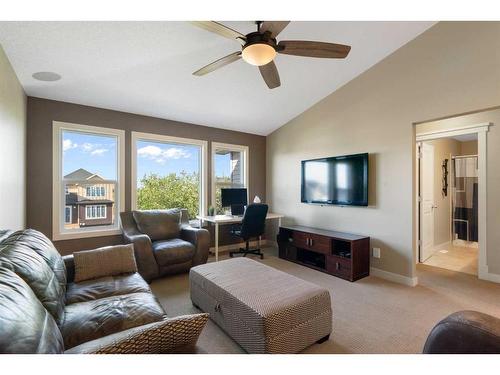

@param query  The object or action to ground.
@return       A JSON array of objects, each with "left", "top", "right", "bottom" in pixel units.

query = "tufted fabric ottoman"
[{"left": 189, "top": 257, "right": 332, "bottom": 353}]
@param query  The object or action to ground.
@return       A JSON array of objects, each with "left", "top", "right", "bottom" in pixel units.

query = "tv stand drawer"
[
  {"left": 327, "top": 256, "right": 351, "bottom": 279},
  {"left": 292, "top": 231, "right": 331, "bottom": 254}
]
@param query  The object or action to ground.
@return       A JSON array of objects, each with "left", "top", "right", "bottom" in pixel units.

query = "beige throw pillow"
[
  {"left": 78, "top": 313, "right": 210, "bottom": 354},
  {"left": 74, "top": 244, "right": 138, "bottom": 282}
]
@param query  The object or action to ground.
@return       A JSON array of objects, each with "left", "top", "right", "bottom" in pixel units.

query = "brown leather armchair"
[
  {"left": 120, "top": 209, "right": 210, "bottom": 282},
  {"left": 423, "top": 310, "right": 500, "bottom": 353}
]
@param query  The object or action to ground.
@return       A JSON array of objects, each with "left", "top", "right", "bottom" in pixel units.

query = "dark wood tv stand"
[{"left": 277, "top": 225, "right": 370, "bottom": 282}]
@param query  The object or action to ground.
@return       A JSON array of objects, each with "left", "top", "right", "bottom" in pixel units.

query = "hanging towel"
[{"left": 454, "top": 157, "right": 478, "bottom": 178}]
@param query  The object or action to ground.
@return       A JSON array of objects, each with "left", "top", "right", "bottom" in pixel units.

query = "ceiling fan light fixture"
[{"left": 242, "top": 43, "right": 276, "bottom": 66}]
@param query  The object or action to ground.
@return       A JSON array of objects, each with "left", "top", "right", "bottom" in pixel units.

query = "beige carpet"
[{"left": 150, "top": 248, "right": 500, "bottom": 354}]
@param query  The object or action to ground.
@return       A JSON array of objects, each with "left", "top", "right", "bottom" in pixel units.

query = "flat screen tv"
[{"left": 301, "top": 153, "right": 369, "bottom": 206}]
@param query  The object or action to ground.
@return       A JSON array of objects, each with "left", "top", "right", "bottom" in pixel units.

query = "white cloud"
[
  {"left": 137, "top": 145, "right": 191, "bottom": 164},
  {"left": 82, "top": 143, "right": 94, "bottom": 152},
  {"left": 90, "top": 148, "right": 109, "bottom": 156},
  {"left": 138, "top": 145, "right": 162, "bottom": 158},
  {"left": 63, "top": 139, "right": 77, "bottom": 151},
  {"left": 164, "top": 148, "right": 191, "bottom": 159}
]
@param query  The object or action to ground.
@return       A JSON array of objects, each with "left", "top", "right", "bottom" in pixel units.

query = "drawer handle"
[
  {"left": 336, "top": 262, "right": 340, "bottom": 270},
  {"left": 214, "top": 303, "right": 221, "bottom": 312}
]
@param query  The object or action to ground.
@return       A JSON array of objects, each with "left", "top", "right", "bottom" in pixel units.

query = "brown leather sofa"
[
  {"left": 120, "top": 209, "right": 210, "bottom": 282},
  {"left": 423, "top": 310, "right": 500, "bottom": 353},
  {"left": 0, "top": 229, "right": 207, "bottom": 354}
]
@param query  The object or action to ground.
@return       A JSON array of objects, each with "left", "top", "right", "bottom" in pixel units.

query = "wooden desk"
[{"left": 196, "top": 213, "right": 284, "bottom": 261}]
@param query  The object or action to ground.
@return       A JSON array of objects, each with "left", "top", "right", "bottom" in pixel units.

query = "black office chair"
[{"left": 229, "top": 203, "right": 268, "bottom": 259}]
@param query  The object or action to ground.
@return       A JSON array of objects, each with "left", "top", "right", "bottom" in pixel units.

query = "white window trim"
[
  {"left": 131, "top": 131, "right": 208, "bottom": 216},
  {"left": 85, "top": 204, "right": 107, "bottom": 220},
  {"left": 52, "top": 121, "right": 125, "bottom": 241},
  {"left": 211, "top": 142, "right": 249, "bottom": 209}
]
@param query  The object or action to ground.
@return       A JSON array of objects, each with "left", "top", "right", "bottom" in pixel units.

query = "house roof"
[
  {"left": 64, "top": 168, "right": 104, "bottom": 181},
  {"left": 66, "top": 193, "right": 114, "bottom": 205}
]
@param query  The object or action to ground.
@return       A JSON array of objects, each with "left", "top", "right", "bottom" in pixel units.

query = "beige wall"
[
  {"left": 0, "top": 44, "right": 26, "bottom": 230},
  {"left": 460, "top": 140, "right": 478, "bottom": 155},
  {"left": 267, "top": 22, "right": 500, "bottom": 279},
  {"left": 423, "top": 139, "right": 460, "bottom": 247},
  {"left": 416, "top": 108, "right": 500, "bottom": 274}
]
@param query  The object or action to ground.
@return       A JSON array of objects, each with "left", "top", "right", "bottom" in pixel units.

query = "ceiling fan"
[{"left": 190, "top": 21, "right": 351, "bottom": 89}]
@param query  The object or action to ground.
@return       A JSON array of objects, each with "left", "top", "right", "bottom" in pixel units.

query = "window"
[
  {"left": 85, "top": 186, "right": 106, "bottom": 197},
  {"left": 131, "top": 132, "right": 207, "bottom": 219},
  {"left": 212, "top": 142, "right": 249, "bottom": 214},
  {"left": 53, "top": 121, "right": 125, "bottom": 240},
  {"left": 85, "top": 205, "right": 107, "bottom": 219},
  {"left": 65, "top": 206, "right": 72, "bottom": 223}
]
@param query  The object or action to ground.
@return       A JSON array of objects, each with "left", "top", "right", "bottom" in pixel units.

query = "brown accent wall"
[{"left": 27, "top": 97, "right": 266, "bottom": 255}]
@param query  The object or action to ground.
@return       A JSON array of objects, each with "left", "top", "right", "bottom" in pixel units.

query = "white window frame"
[
  {"left": 131, "top": 132, "right": 208, "bottom": 216},
  {"left": 52, "top": 121, "right": 125, "bottom": 240},
  {"left": 85, "top": 204, "right": 107, "bottom": 220},
  {"left": 211, "top": 142, "right": 249, "bottom": 210}
]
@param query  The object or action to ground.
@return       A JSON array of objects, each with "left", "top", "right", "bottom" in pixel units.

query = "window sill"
[{"left": 52, "top": 228, "right": 122, "bottom": 241}]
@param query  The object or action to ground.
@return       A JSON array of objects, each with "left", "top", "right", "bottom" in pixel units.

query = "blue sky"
[
  {"left": 62, "top": 132, "right": 231, "bottom": 182},
  {"left": 63, "top": 131, "right": 117, "bottom": 179}
]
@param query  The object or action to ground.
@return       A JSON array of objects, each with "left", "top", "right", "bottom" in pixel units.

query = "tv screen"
[{"left": 301, "top": 153, "right": 369, "bottom": 206}]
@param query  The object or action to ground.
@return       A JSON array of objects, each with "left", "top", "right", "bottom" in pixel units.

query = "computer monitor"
[{"left": 221, "top": 188, "right": 248, "bottom": 215}]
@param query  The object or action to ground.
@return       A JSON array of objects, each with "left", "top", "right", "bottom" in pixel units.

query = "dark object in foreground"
[{"left": 423, "top": 310, "right": 500, "bottom": 354}]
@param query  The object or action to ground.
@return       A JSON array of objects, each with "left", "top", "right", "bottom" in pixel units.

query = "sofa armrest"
[
  {"left": 423, "top": 310, "right": 500, "bottom": 354},
  {"left": 123, "top": 233, "right": 158, "bottom": 282},
  {"left": 63, "top": 255, "right": 75, "bottom": 283},
  {"left": 181, "top": 226, "right": 210, "bottom": 266},
  {"left": 64, "top": 313, "right": 209, "bottom": 354}
]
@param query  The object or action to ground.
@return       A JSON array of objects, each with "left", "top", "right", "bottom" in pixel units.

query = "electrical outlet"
[{"left": 372, "top": 247, "right": 381, "bottom": 259}]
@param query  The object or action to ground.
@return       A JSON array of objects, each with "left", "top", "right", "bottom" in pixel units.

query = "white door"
[{"left": 419, "top": 142, "right": 436, "bottom": 262}]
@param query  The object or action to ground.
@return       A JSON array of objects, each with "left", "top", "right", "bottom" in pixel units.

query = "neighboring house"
[{"left": 64, "top": 168, "right": 115, "bottom": 228}]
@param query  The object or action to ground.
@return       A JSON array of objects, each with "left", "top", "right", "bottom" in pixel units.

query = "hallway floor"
[{"left": 423, "top": 243, "right": 478, "bottom": 275}]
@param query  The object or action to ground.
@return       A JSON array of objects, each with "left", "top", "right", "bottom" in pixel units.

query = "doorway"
[{"left": 417, "top": 131, "right": 481, "bottom": 276}]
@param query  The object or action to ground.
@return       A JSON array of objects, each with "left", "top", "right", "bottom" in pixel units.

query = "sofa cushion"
[
  {"left": 73, "top": 244, "right": 138, "bottom": 282},
  {"left": 153, "top": 238, "right": 195, "bottom": 266},
  {"left": 66, "top": 272, "right": 151, "bottom": 304},
  {"left": 0, "top": 231, "right": 66, "bottom": 324},
  {"left": 6, "top": 229, "right": 67, "bottom": 290},
  {"left": 133, "top": 209, "right": 181, "bottom": 241},
  {"left": 0, "top": 268, "right": 64, "bottom": 353},
  {"left": 61, "top": 292, "right": 166, "bottom": 349}
]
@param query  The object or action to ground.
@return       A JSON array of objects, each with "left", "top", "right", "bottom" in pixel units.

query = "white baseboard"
[
  {"left": 370, "top": 267, "right": 418, "bottom": 287},
  {"left": 479, "top": 267, "right": 500, "bottom": 284}
]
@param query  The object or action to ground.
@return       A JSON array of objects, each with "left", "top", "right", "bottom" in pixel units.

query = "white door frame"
[{"left": 415, "top": 122, "right": 491, "bottom": 281}]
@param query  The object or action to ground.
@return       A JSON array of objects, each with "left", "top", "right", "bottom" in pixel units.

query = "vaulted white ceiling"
[{"left": 0, "top": 21, "right": 435, "bottom": 135}]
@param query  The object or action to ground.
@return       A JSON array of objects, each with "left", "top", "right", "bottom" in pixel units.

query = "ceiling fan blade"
[
  {"left": 278, "top": 40, "right": 351, "bottom": 58},
  {"left": 193, "top": 52, "right": 242, "bottom": 76},
  {"left": 259, "top": 21, "right": 290, "bottom": 37},
  {"left": 190, "top": 21, "right": 246, "bottom": 43},
  {"left": 259, "top": 61, "right": 281, "bottom": 89}
]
